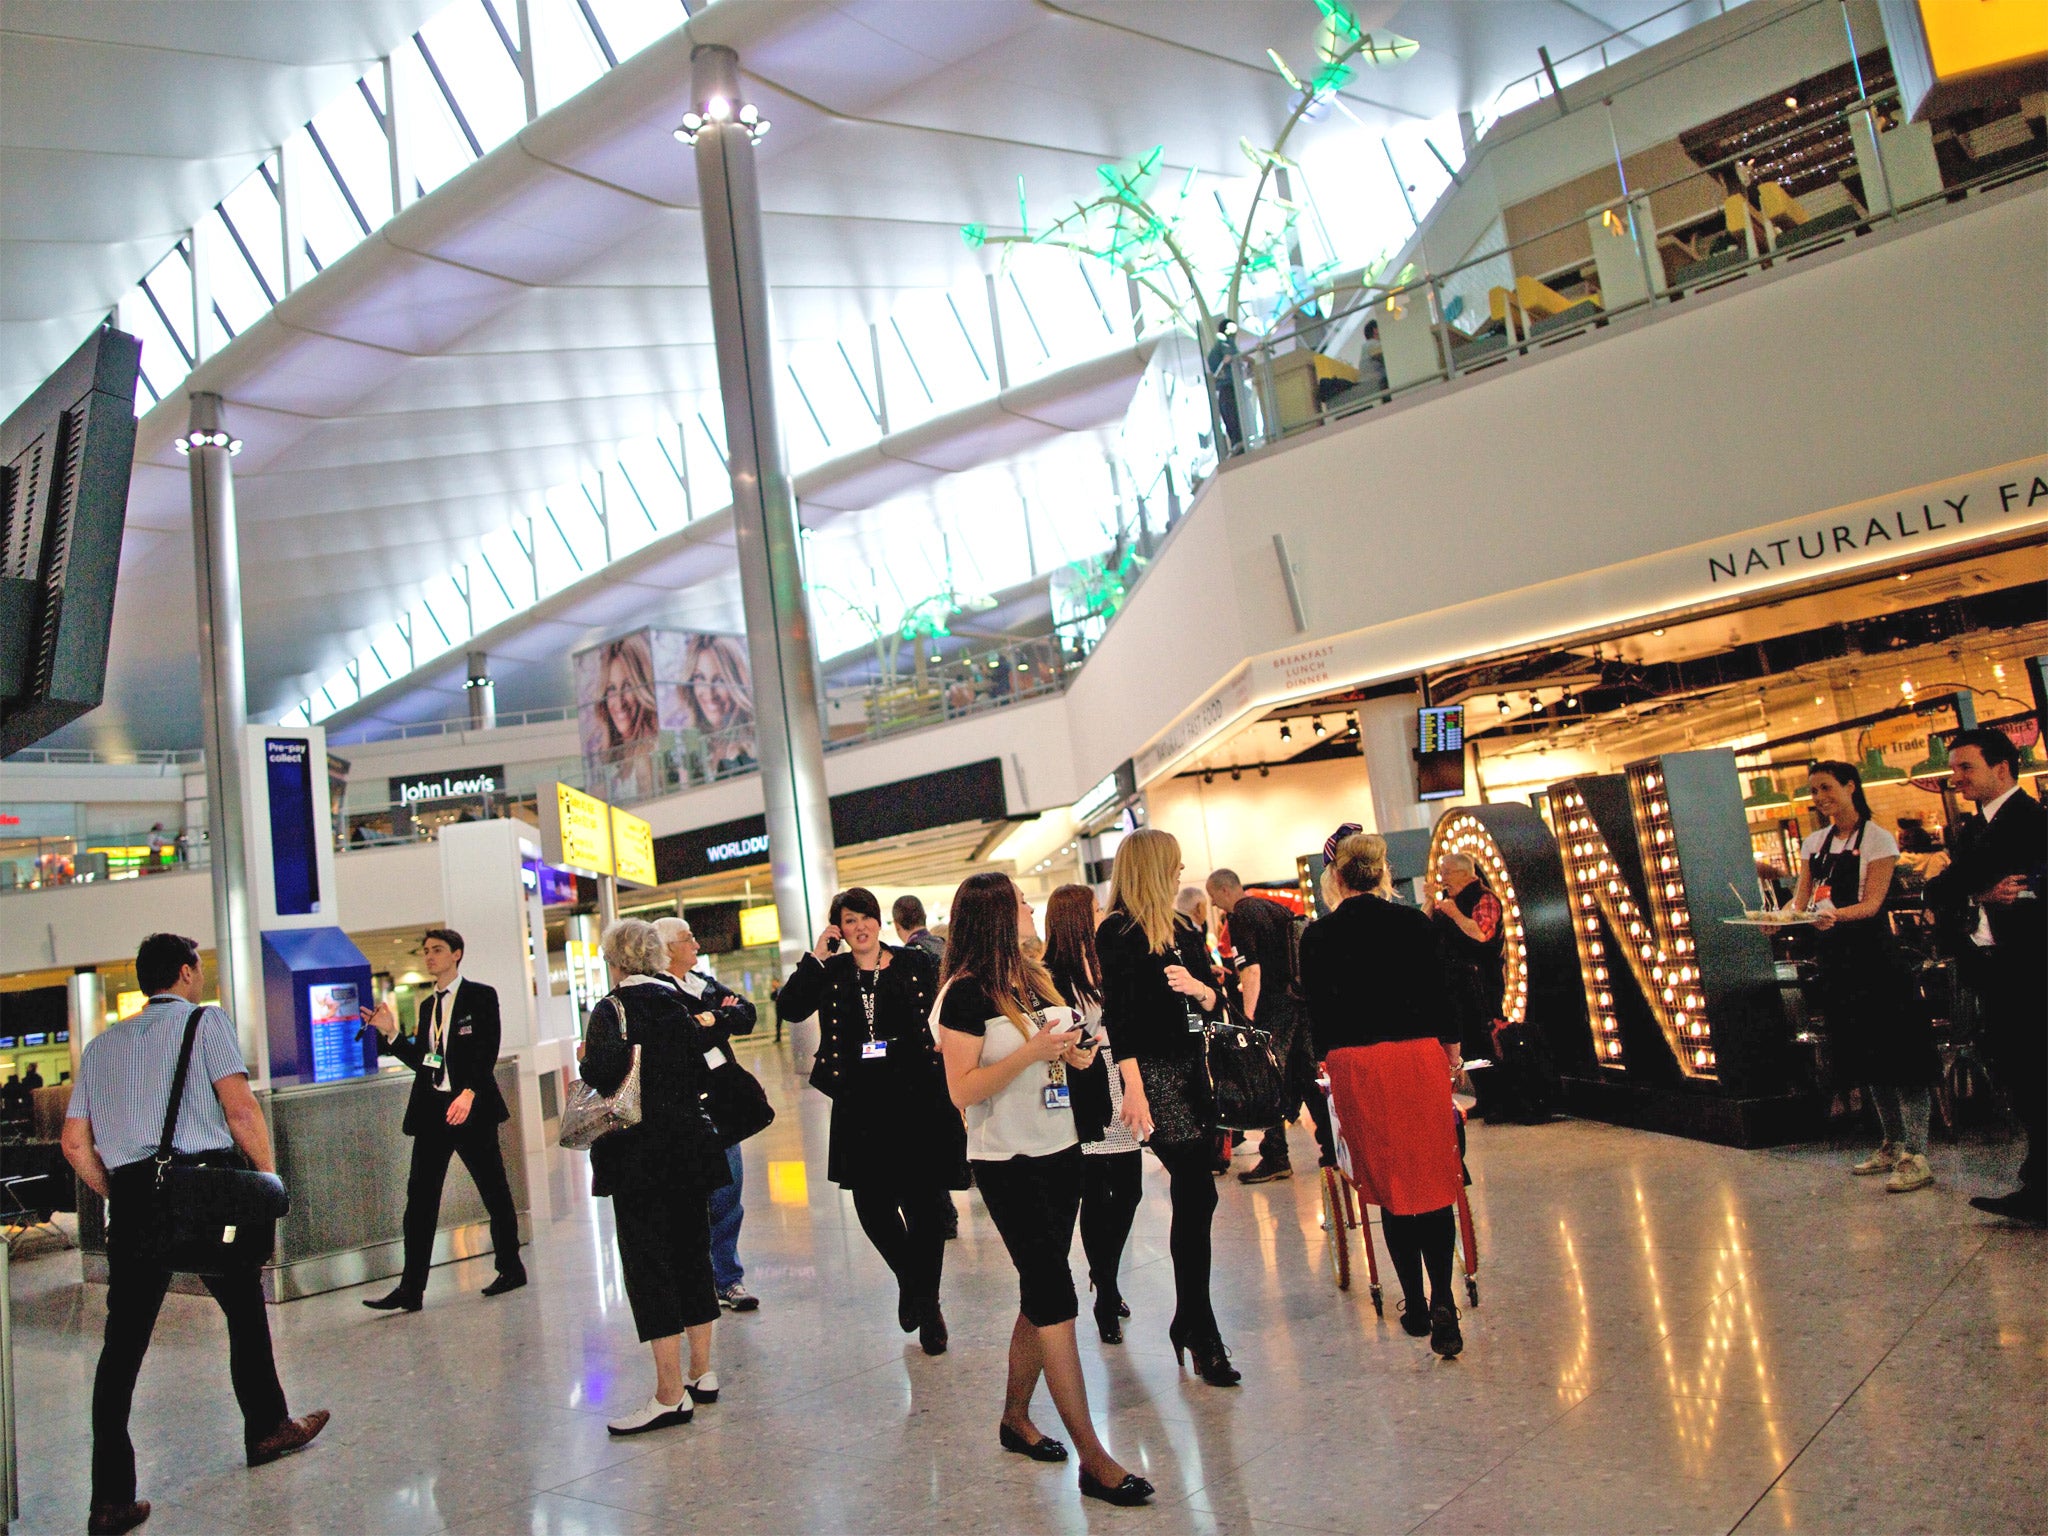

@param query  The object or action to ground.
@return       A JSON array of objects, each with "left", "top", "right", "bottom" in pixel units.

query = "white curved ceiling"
[
  {"left": 0, "top": 0, "right": 453, "bottom": 416},
  {"left": 25, "top": 0, "right": 1723, "bottom": 753}
]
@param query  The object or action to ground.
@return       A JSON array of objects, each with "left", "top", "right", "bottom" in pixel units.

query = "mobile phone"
[{"left": 825, "top": 936, "right": 841, "bottom": 952}]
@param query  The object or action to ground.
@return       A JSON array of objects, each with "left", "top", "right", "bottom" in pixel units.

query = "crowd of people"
[{"left": 57, "top": 728, "right": 2041, "bottom": 1531}]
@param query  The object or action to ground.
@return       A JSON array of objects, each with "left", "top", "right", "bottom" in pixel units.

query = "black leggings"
[
  {"left": 1381, "top": 1206, "right": 1456, "bottom": 1314},
  {"left": 850, "top": 1183, "right": 950, "bottom": 1304},
  {"left": 1149, "top": 1137, "right": 1220, "bottom": 1340},
  {"left": 1078, "top": 1150, "right": 1143, "bottom": 1301}
]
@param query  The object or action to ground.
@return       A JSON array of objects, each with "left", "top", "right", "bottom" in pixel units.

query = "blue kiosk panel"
[{"left": 263, "top": 928, "right": 378, "bottom": 1084}]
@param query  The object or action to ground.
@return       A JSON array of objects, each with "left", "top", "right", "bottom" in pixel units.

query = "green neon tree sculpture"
[{"left": 964, "top": 0, "right": 1417, "bottom": 342}]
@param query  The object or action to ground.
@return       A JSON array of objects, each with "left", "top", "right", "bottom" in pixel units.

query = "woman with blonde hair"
[
  {"left": 1299, "top": 832, "right": 1468, "bottom": 1358},
  {"left": 1094, "top": 828, "right": 1238, "bottom": 1386},
  {"left": 579, "top": 919, "right": 733, "bottom": 1432}
]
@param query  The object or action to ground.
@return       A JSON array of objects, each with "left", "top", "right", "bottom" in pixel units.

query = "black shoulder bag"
[{"left": 152, "top": 1008, "right": 291, "bottom": 1276}]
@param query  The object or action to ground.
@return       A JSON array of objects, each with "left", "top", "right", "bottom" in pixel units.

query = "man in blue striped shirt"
[{"left": 62, "top": 933, "right": 329, "bottom": 1536}]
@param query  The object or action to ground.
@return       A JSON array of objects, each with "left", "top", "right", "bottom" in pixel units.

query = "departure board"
[{"left": 1418, "top": 704, "right": 1465, "bottom": 754}]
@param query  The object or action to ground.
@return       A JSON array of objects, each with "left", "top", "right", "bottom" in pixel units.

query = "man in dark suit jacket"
[
  {"left": 360, "top": 928, "right": 526, "bottom": 1308},
  {"left": 1926, "top": 730, "right": 2046, "bottom": 1224}
]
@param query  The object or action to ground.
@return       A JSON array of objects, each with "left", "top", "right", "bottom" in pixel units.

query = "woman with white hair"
[{"left": 580, "top": 918, "right": 733, "bottom": 1435}]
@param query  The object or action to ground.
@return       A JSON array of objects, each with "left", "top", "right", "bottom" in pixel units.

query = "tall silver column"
[
  {"left": 186, "top": 392, "right": 266, "bottom": 1075},
  {"left": 687, "top": 44, "right": 837, "bottom": 959}
]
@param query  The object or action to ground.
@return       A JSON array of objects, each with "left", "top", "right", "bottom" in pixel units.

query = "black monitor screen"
[{"left": 1417, "top": 750, "right": 1467, "bottom": 802}]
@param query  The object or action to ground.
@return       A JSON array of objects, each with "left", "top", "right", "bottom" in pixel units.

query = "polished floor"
[{"left": 7, "top": 1045, "right": 2042, "bottom": 1536}]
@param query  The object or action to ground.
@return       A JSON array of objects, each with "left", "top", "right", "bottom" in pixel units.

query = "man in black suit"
[
  {"left": 1927, "top": 730, "right": 2046, "bottom": 1225},
  {"left": 360, "top": 928, "right": 527, "bottom": 1308}
]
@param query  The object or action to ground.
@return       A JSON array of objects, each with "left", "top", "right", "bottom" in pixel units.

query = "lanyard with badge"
[
  {"left": 422, "top": 992, "right": 448, "bottom": 1078},
  {"left": 858, "top": 966, "right": 887, "bottom": 1060},
  {"left": 1037, "top": 1009, "right": 1072, "bottom": 1111}
]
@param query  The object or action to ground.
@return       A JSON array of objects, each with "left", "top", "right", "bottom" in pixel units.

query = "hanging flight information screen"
[{"left": 1418, "top": 704, "right": 1465, "bottom": 755}]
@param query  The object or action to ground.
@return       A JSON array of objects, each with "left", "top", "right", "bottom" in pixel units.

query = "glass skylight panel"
[
  {"left": 220, "top": 176, "right": 287, "bottom": 304},
  {"left": 583, "top": 0, "right": 683, "bottom": 63},
  {"left": 526, "top": 0, "right": 611, "bottom": 112},
  {"left": 419, "top": 4, "right": 527, "bottom": 157},
  {"left": 396, "top": 46, "right": 478, "bottom": 198},
  {"left": 200, "top": 208, "right": 272, "bottom": 340},
  {"left": 310, "top": 86, "right": 397, "bottom": 227}
]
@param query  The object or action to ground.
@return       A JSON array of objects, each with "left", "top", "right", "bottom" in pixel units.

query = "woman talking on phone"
[
  {"left": 1094, "top": 828, "right": 1237, "bottom": 1387},
  {"left": 778, "top": 887, "right": 965, "bottom": 1353},
  {"left": 935, "top": 872, "right": 1153, "bottom": 1507},
  {"left": 1783, "top": 760, "right": 1937, "bottom": 1193}
]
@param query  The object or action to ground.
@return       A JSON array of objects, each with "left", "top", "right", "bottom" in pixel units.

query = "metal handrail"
[
  {"left": 2, "top": 1242, "right": 17, "bottom": 1530},
  {"left": 1219, "top": 76, "right": 2046, "bottom": 455},
  {"left": 0, "top": 748, "right": 202, "bottom": 768},
  {"left": 1475, "top": 0, "right": 1744, "bottom": 135}
]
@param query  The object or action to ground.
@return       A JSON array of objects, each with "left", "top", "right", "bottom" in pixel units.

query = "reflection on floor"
[{"left": 8, "top": 1042, "right": 2042, "bottom": 1535}]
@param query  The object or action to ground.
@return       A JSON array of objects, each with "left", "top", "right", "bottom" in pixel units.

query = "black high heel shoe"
[
  {"left": 1000, "top": 1423, "right": 1069, "bottom": 1462},
  {"left": 1091, "top": 1281, "right": 1125, "bottom": 1345},
  {"left": 1168, "top": 1321, "right": 1242, "bottom": 1387},
  {"left": 1080, "top": 1470, "right": 1155, "bottom": 1506}
]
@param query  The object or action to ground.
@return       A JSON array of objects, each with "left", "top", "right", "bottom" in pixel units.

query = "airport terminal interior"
[{"left": 0, "top": 0, "right": 2042, "bottom": 1531}]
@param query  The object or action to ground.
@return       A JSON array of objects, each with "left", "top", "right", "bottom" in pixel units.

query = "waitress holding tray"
[{"left": 1785, "top": 760, "right": 1937, "bottom": 1195}]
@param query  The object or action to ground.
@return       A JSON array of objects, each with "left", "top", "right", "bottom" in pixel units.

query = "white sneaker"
[
  {"left": 1852, "top": 1144, "right": 1899, "bottom": 1176},
  {"left": 606, "top": 1394, "right": 692, "bottom": 1436},
  {"left": 1885, "top": 1153, "right": 1933, "bottom": 1193},
  {"left": 687, "top": 1371, "right": 719, "bottom": 1405}
]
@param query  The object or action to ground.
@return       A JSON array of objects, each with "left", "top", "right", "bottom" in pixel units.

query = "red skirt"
[{"left": 1325, "top": 1039, "right": 1462, "bottom": 1216}]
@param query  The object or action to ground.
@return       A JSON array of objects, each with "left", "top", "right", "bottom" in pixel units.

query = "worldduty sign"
[{"left": 388, "top": 766, "right": 504, "bottom": 806}]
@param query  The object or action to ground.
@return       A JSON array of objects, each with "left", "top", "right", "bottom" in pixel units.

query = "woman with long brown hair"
[
  {"left": 935, "top": 872, "right": 1153, "bottom": 1507},
  {"left": 1095, "top": 828, "right": 1238, "bottom": 1387},
  {"left": 1043, "top": 884, "right": 1142, "bottom": 1345}
]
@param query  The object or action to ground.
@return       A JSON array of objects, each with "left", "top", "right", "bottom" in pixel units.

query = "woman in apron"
[{"left": 1786, "top": 760, "right": 1937, "bottom": 1193}]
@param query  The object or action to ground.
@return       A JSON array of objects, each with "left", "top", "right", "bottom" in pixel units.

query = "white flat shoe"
[
  {"left": 607, "top": 1394, "right": 692, "bottom": 1436},
  {"left": 687, "top": 1371, "right": 719, "bottom": 1404}
]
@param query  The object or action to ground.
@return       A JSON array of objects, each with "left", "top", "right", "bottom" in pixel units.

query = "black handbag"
[
  {"left": 152, "top": 1008, "right": 290, "bottom": 1276},
  {"left": 1203, "top": 1017, "right": 1287, "bottom": 1131},
  {"left": 702, "top": 1050, "right": 775, "bottom": 1147}
]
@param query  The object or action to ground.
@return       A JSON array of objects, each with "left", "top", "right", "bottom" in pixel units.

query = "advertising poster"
[{"left": 574, "top": 629, "right": 758, "bottom": 801}]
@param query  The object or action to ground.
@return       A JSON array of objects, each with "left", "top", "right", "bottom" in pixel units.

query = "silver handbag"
[{"left": 558, "top": 998, "right": 643, "bottom": 1151}]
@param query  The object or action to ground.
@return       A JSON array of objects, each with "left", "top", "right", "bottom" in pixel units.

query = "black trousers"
[
  {"left": 850, "top": 1181, "right": 951, "bottom": 1304},
  {"left": 400, "top": 1121, "right": 522, "bottom": 1295},
  {"left": 1381, "top": 1206, "right": 1457, "bottom": 1315},
  {"left": 1971, "top": 949, "right": 2045, "bottom": 1197},
  {"left": 1149, "top": 1137, "right": 1220, "bottom": 1340},
  {"left": 611, "top": 1183, "right": 720, "bottom": 1342},
  {"left": 1078, "top": 1150, "right": 1143, "bottom": 1301},
  {"left": 94, "top": 1165, "right": 289, "bottom": 1506},
  {"left": 974, "top": 1147, "right": 1084, "bottom": 1327}
]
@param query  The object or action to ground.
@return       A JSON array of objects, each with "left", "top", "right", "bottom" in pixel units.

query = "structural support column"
[
  {"left": 185, "top": 393, "right": 266, "bottom": 1076},
  {"left": 687, "top": 44, "right": 837, "bottom": 961},
  {"left": 1356, "top": 689, "right": 1435, "bottom": 836}
]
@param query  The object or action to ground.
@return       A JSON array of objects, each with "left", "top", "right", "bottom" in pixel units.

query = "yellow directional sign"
[
  {"left": 544, "top": 782, "right": 613, "bottom": 878},
  {"left": 738, "top": 904, "right": 781, "bottom": 949},
  {"left": 611, "top": 804, "right": 657, "bottom": 888}
]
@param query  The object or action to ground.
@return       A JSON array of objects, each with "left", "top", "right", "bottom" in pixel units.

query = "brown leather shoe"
[
  {"left": 86, "top": 1500, "right": 151, "bottom": 1535},
  {"left": 247, "top": 1409, "right": 331, "bottom": 1468}
]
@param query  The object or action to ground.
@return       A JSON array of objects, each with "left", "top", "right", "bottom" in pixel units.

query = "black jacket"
[
  {"left": 1095, "top": 912, "right": 1221, "bottom": 1066},
  {"left": 1299, "top": 893, "right": 1457, "bottom": 1057},
  {"left": 778, "top": 945, "right": 965, "bottom": 1190},
  {"left": 664, "top": 971, "right": 758, "bottom": 1068},
  {"left": 580, "top": 981, "right": 731, "bottom": 1199},
  {"left": 385, "top": 977, "right": 509, "bottom": 1137},
  {"left": 1926, "top": 786, "right": 2047, "bottom": 961}
]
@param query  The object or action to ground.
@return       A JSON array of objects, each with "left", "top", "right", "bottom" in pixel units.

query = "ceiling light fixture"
[
  {"left": 1651, "top": 628, "right": 1666, "bottom": 637},
  {"left": 1312, "top": 716, "right": 1326, "bottom": 737},
  {"left": 1258, "top": 764, "right": 1270, "bottom": 777},
  {"left": 1497, "top": 696, "right": 1511, "bottom": 715},
  {"left": 1230, "top": 767, "right": 1242, "bottom": 782},
  {"left": 674, "top": 94, "right": 769, "bottom": 146},
  {"left": 1279, "top": 722, "right": 1293, "bottom": 743},
  {"left": 174, "top": 429, "right": 241, "bottom": 456},
  {"left": 1530, "top": 694, "right": 1545, "bottom": 714}
]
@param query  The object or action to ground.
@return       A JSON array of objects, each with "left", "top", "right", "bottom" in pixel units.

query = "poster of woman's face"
[
  {"left": 656, "top": 631, "right": 757, "bottom": 776},
  {"left": 575, "top": 631, "right": 660, "bottom": 800}
]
